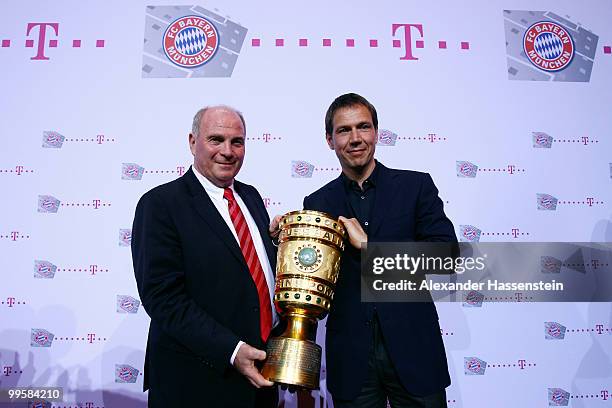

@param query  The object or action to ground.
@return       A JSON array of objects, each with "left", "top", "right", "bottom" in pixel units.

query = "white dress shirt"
[{"left": 191, "top": 166, "right": 278, "bottom": 365}]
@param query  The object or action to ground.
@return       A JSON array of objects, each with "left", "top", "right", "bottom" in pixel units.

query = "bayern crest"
[
  {"left": 523, "top": 21, "right": 574, "bottom": 72},
  {"left": 163, "top": 15, "right": 219, "bottom": 68}
]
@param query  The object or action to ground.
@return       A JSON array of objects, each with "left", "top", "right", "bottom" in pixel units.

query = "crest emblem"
[
  {"left": 291, "top": 161, "right": 315, "bottom": 178},
  {"left": 523, "top": 21, "right": 574, "bottom": 72},
  {"left": 163, "top": 15, "right": 219, "bottom": 68}
]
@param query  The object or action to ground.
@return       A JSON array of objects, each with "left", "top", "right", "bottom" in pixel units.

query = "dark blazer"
[
  {"left": 131, "top": 168, "right": 277, "bottom": 407},
  {"left": 303, "top": 162, "right": 456, "bottom": 400}
]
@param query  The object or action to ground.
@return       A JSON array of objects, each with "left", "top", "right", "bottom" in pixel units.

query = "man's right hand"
[{"left": 233, "top": 342, "right": 274, "bottom": 388}]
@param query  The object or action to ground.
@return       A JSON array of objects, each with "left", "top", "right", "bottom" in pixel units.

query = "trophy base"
[{"left": 261, "top": 337, "right": 322, "bottom": 390}]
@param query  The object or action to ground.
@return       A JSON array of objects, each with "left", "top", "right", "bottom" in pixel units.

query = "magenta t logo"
[
  {"left": 392, "top": 23, "right": 424, "bottom": 60},
  {"left": 26, "top": 22, "right": 59, "bottom": 60}
]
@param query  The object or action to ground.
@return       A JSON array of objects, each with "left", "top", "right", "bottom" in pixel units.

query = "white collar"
[{"left": 191, "top": 165, "right": 235, "bottom": 200}]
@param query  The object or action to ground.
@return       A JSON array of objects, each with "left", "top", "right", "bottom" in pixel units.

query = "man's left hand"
[{"left": 338, "top": 216, "right": 367, "bottom": 249}]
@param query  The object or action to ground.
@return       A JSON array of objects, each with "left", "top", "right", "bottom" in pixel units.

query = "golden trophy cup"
[{"left": 261, "top": 210, "right": 346, "bottom": 390}]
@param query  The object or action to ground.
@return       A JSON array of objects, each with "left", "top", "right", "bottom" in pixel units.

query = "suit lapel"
[
  {"left": 323, "top": 176, "right": 352, "bottom": 219},
  {"left": 183, "top": 169, "right": 247, "bottom": 268},
  {"left": 368, "top": 163, "right": 396, "bottom": 238}
]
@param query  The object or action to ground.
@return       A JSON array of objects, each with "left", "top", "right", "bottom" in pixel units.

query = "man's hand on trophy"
[
  {"left": 233, "top": 343, "right": 274, "bottom": 388},
  {"left": 338, "top": 216, "right": 368, "bottom": 249},
  {"left": 269, "top": 214, "right": 282, "bottom": 245}
]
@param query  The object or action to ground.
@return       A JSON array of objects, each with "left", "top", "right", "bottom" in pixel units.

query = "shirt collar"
[
  {"left": 191, "top": 165, "right": 235, "bottom": 200},
  {"left": 341, "top": 160, "right": 379, "bottom": 191}
]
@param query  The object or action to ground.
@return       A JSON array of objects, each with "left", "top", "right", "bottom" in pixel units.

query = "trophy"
[{"left": 261, "top": 210, "right": 346, "bottom": 389}]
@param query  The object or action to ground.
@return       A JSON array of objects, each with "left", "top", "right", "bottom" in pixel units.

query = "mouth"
[{"left": 347, "top": 148, "right": 367, "bottom": 156}]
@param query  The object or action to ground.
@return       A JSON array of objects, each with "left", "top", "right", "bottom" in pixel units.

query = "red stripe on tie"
[{"left": 224, "top": 187, "right": 272, "bottom": 341}]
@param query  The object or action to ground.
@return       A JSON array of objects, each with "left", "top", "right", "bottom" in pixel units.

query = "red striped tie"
[{"left": 224, "top": 187, "right": 272, "bottom": 342}]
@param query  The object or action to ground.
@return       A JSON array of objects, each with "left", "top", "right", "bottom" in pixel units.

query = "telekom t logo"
[
  {"left": 26, "top": 23, "right": 59, "bottom": 60},
  {"left": 90, "top": 265, "right": 98, "bottom": 275},
  {"left": 518, "top": 359, "right": 526, "bottom": 369},
  {"left": 7, "top": 297, "right": 15, "bottom": 307},
  {"left": 96, "top": 134, "right": 105, "bottom": 144},
  {"left": 586, "top": 197, "right": 594, "bottom": 207},
  {"left": 582, "top": 136, "right": 589, "bottom": 145},
  {"left": 514, "top": 292, "right": 523, "bottom": 302},
  {"left": 602, "top": 390, "right": 609, "bottom": 400},
  {"left": 511, "top": 228, "right": 520, "bottom": 238},
  {"left": 177, "top": 166, "right": 186, "bottom": 176},
  {"left": 3, "top": 366, "right": 12, "bottom": 376},
  {"left": 85, "top": 402, "right": 95, "bottom": 408},
  {"left": 595, "top": 324, "right": 605, "bottom": 334},
  {"left": 10, "top": 231, "right": 19, "bottom": 241},
  {"left": 262, "top": 133, "right": 271, "bottom": 142},
  {"left": 87, "top": 333, "right": 96, "bottom": 343},
  {"left": 507, "top": 165, "right": 516, "bottom": 175},
  {"left": 16, "top": 165, "right": 24, "bottom": 175},
  {"left": 392, "top": 24, "right": 424, "bottom": 60},
  {"left": 93, "top": 199, "right": 101, "bottom": 209},
  {"left": 263, "top": 198, "right": 271, "bottom": 209}
]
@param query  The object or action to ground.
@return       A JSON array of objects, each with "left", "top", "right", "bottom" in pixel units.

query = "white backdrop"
[{"left": 1, "top": 1, "right": 611, "bottom": 406}]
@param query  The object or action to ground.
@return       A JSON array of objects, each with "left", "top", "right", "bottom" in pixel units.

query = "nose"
[
  {"left": 219, "top": 140, "right": 233, "bottom": 157},
  {"left": 348, "top": 128, "right": 362, "bottom": 144}
]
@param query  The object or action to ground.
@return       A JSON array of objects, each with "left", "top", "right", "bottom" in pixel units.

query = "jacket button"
[{"left": 253, "top": 307, "right": 260, "bottom": 312}]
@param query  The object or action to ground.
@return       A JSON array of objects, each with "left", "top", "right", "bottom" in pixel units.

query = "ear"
[
  {"left": 188, "top": 133, "right": 196, "bottom": 156},
  {"left": 326, "top": 133, "right": 334, "bottom": 150}
]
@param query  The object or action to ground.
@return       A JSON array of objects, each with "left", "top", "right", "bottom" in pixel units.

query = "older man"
[
  {"left": 303, "top": 93, "right": 456, "bottom": 407},
  {"left": 132, "top": 106, "right": 278, "bottom": 407}
]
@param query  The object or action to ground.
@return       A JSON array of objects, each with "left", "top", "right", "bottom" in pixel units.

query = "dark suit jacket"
[
  {"left": 303, "top": 162, "right": 456, "bottom": 400},
  {"left": 131, "top": 168, "right": 277, "bottom": 407}
]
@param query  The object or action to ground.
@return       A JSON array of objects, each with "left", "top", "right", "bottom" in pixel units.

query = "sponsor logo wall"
[{"left": 1, "top": 1, "right": 611, "bottom": 407}]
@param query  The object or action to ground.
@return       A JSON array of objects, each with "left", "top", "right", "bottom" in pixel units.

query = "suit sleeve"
[
  {"left": 303, "top": 194, "right": 312, "bottom": 210},
  {"left": 415, "top": 174, "right": 457, "bottom": 243},
  {"left": 131, "top": 190, "right": 239, "bottom": 373}
]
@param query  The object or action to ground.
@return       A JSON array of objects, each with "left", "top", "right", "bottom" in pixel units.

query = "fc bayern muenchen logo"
[
  {"left": 523, "top": 21, "right": 574, "bottom": 72},
  {"left": 163, "top": 15, "right": 219, "bottom": 68}
]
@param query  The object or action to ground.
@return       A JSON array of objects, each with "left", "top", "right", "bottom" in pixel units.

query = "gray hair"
[{"left": 191, "top": 105, "right": 246, "bottom": 137}]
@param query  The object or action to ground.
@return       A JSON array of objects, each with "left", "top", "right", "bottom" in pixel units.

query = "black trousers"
[{"left": 334, "top": 316, "right": 447, "bottom": 408}]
